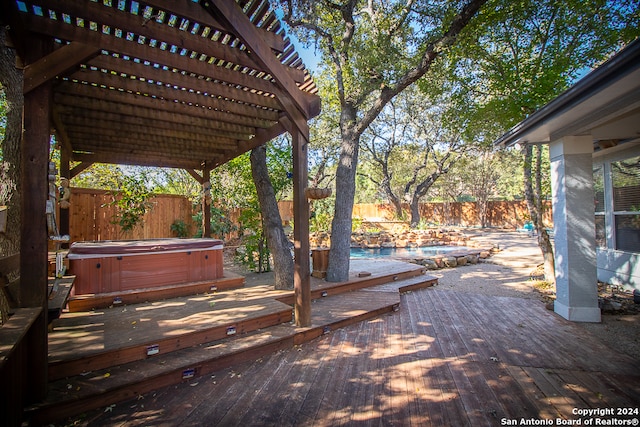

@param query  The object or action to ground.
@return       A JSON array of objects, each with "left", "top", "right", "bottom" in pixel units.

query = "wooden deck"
[
  {"left": 55, "top": 281, "right": 640, "bottom": 426},
  {"left": 26, "top": 260, "right": 435, "bottom": 425}
]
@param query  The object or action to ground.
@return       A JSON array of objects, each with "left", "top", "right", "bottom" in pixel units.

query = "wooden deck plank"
[
  {"left": 346, "top": 317, "right": 386, "bottom": 427},
  {"left": 402, "top": 288, "right": 471, "bottom": 426},
  {"left": 274, "top": 330, "right": 349, "bottom": 426},
  {"left": 50, "top": 292, "right": 287, "bottom": 359},
  {"left": 292, "top": 331, "right": 347, "bottom": 426},
  {"left": 35, "top": 273, "right": 640, "bottom": 427},
  {"left": 312, "top": 325, "right": 366, "bottom": 427},
  {"left": 506, "top": 364, "right": 560, "bottom": 419},
  {"left": 401, "top": 291, "right": 447, "bottom": 427},
  {"left": 385, "top": 308, "right": 420, "bottom": 426}
]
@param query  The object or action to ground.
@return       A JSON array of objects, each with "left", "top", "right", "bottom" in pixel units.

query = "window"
[
  {"left": 593, "top": 165, "right": 605, "bottom": 248},
  {"left": 611, "top": 156, "right": 640, "bottom": 252}
]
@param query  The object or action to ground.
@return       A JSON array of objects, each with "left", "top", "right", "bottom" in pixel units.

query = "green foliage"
[
  {"left": 310, "top": 198, "right": 334, "bottom": 233},
  {"left": 148, "top": 168, "right": 201, "bottom": 202},
  {"left": 415, "top": 219, "right": 439, "bottom": 230},
  {"left": 104, "top": 173, "right": 153, "bottom": 232},
  {"left": 73, "top": 163, "right": 127, "bottom": 190},
  {"left": 235, "top": 207, "right": 270, "bottom": 273},
  {"left": 193, "top": 205, "right": 237, "bottom": 239},
  {"left": 210, "top": 140, "right": 292, "bottom": 271},
  {"left": 447, "top": 0, "right": 640, "bottom": 134},
  {"left": 351, "top": 216, "right": 364, "bottom": 233},
  {"left": 170, "top": 219, "right": 189, "bottom": 238}
]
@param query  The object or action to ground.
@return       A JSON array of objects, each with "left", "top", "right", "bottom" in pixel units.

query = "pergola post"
[
  {"left": 59, "top": 143, "right": 71, "bottom": 239},
  {"left": 20, "top": 36, "right": 52, "bottom": 401},
  {"left": 203, "top": 167, "right": 212, "bottom": 238},
  {"left": 292, "top": 128, "right": 311, "bottom": 327},
  {"left": 550, "top": 135, "right": 601, "bottom": 322}
]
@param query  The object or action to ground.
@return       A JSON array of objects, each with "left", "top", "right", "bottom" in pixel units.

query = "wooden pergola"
[{"left": 1, "top": 0, "right": 320, "bottom": 413}]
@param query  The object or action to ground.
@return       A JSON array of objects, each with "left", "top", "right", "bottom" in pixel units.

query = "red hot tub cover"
[{"left": 68, "top": 238, "right": 224, "bottom": 259}]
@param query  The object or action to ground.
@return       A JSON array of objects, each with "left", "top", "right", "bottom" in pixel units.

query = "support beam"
[
  {"left": 24, "top": 42, "right": 99, "bottom": 94},
  {"left": 292, "top": 128, "right": 311, "bottom": 327},
  {"left": 69, "top": 161, "right": 94, "bottom": 178},
  {"left": 550, "top": 135, "right": 601, "bottom": 322},
  {"left": 20, "top": 36, "right": 52, "bottom": 401},
  {"left": 186, "top": 169, "right": 204, "bottom": 184},
  {"left": 202, "top": 167, "right": 212, "bottom": 239},
  {"left": 59, "top": 143, "right": 70, "bottom": 240},
  {"left": 204, "top": 0, "right": 317, "bottom": 124}
]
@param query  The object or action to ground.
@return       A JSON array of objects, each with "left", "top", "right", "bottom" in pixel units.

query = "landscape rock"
[
  {"left": 443, "top": 256, "right": 458, "bottom": 268},
  {"left": 599, "top": 298, "right": 623, "bottom": 313}
]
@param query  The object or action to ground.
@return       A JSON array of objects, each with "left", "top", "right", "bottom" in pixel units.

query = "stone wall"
[
  {"left": 310, "top": 228, "right": 470, "bottom": 249},
  {"left": 309, "top": 228, "right": 497, "bottom": 272}
]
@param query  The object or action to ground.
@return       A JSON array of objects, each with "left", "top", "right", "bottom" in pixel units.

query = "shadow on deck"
[{"left": 27, "top": 259, "right": 435, "bottom": 425}]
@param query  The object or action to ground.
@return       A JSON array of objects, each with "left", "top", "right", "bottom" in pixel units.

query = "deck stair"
[{"left": 26, "top": 261, "right": 437, "bottom": 425}]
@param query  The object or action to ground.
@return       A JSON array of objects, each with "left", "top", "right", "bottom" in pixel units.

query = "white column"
[{"left": 550, "top": 136, "right": 600, "bottom": 322}]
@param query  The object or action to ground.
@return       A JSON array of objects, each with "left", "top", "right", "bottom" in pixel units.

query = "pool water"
[{"left": 350, "top": 246, "right": 470, "bottom": 259}]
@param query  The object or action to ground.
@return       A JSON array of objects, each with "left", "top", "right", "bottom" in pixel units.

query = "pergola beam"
[
  {"left": 23, "top": 42, "right": 99, "bottom": 93},
  {"left": 204, "top": 0, "right": 316, "bottom": 125},
  {"left": 20, "top": 33, "right": 52, "bottom": 404},
  {"left": 54, "top": 96, "right": 257, "bottom": 138},
  {"left": 141, "top": 0, "right": 286, "bottom": 53},
  {"left": 33, "top": 0, "right": 304, "bottom": 84},
  {"left": 21, "top": 13, "right": 296, "bottom": 96},
  {"left": 85, "top": 54, "right": 283, "bottom": 111},
  {"left": 63, "top": 71, "right": 281, "bottom": 122},
  {"left": 69, "top": 161, "right": 94, "bottom": 179},
  {"left": 71, "top": 152, "right": 204, "bottom": 170}
]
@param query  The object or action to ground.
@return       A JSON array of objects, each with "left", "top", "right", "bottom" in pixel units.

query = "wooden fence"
[
  {"left": 66, "top": 188, "right": 195, "bottom": 243},
  {"left": 352, "top": 201, "right": 552, "bottom": 229},
  {"left": 65, "top": 188, "right": 551, "bottom": 244}
]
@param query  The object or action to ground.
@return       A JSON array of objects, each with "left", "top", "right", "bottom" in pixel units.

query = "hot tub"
[{"left": 68, "top": 238, "right": 224, "bottom": 295}]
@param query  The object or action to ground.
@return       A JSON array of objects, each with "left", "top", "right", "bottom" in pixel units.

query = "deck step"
[
  {"left": 67, "top": 272, "right": 245, "bottom": 312},
  {"left": 363, "top": 273, "right": 438, "bottom": 293},
  {"left": 48, "top": 291, "right": 292, "bottom": 381},
  {"left": 277, "top": 262, "right": 429, "bottom": 305},
  {"left": 29, "top": 262, "right": 439, "bottom": 425},
  {"left": 26, "top": 289, "right": 405, "bottom": 426}
]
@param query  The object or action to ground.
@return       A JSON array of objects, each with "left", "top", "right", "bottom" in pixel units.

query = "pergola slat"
[
  {"left": 85, "top": 54, "right": 283, "bottom": 110},
  {"left": 63, "top": 69, "right": 282, "bottom": 121},
  {"left": 55, "top": 84, "right": 277, "bottom": 128},
  {"left": 28, "top": 0, "right": 305, "bottom": 83}
]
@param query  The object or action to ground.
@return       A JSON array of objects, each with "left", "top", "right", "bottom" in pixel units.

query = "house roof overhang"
[
  {"left": 2, "top": 0, "right": 321, "bottom": 171},
  {"left": 494, "top": 38, "right": 640, "bottom": 152}
]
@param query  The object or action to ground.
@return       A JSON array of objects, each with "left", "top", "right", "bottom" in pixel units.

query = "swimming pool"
[{"left": 350, "top": 246, "right": 472, "bottom": 259}]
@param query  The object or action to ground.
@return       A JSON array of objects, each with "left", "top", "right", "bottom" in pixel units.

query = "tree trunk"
[
  {"left": 0, "top": 28, "right": 23, "bottom": 258},
  {"left": 326, "top": 109, "right": 359, "bottom": 282},
  {"left": 478, "top": 199, "right": 488, "bottom": 228},
  {"left": 250, "top": 145, "right": 294, "bottom": 290},
  {"left": 0, "top": 28, "right": 23, "bottom": 313},
  {"left": 409, "top": 196, "right": 421, "bottom": 227},
  {"left": 523, "top": 144, "right": 555, "bottom": 283}
]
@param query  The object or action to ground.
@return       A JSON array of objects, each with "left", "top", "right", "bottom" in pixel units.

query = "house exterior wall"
[{"left": 593, "top": 144, "right": 640, "bottom": 290}]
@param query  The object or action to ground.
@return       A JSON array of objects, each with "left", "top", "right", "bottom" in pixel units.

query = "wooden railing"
[
  {"left": 0, "top": 307, "right": 44, "bottom": 427},
  {"left": 1, "top": 252, "right": 48, "bottom": 426}
]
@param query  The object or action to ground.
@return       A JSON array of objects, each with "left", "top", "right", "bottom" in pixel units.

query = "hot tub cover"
[{"left": 68, "top": 238, "right": 223, "bottom": 258}]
